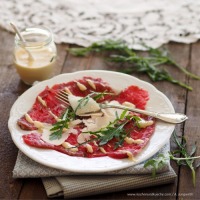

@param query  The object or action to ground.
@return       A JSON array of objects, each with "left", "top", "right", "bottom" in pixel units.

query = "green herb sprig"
[
  {"left": 50, "top": 91, "right": 113, "bottom": 140},
  {"left": 144, "top": 154, "right": 168, "bottom": 178},
  {"left": 144, "top": 131, "right": 200, "bottom": 186},
  {"left": 84, "top": 110, "right": 142, "bottom": 149},
  {"left": 68, "top": 40, "right": 200, "bottom": 90},
  {"left": 49, "top": 107, "right": 75, "bottom": 140},
  {"left": 74, "top": 91, "right": 113, "bottom": 113},
  {"left": 169, "top": 131, "right": 200, "bottom": 186}
]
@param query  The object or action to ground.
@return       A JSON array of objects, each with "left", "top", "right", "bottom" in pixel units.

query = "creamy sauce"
[
  {"left": 86, "top": 79, "right": 96, "bottom": 90},
  {"left": 124, "top": 137, "right": 144, "bottom": 144},
  {"left": 14, "top": 48, "right": 56, "bottom": 85},
  {"left": 76, "top": 81, "right": 87, "bottom": 91}
]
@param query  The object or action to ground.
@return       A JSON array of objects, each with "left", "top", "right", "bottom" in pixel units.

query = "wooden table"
[{"left": 1, "top": 26, "right": 200, "bottom": 199}]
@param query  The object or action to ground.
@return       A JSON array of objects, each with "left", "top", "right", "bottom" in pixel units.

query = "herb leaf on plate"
[{"left": 49, "top": 107, "right": 75, "bottom": 140}]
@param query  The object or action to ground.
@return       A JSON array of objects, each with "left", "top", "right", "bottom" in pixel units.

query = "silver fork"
[{"left": 56, "top": 90, "right": 188, "bottom": 124}]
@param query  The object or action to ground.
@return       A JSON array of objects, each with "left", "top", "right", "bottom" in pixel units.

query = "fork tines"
[{"left": 56, "top": 90, "right": 70, "bottom": 106}]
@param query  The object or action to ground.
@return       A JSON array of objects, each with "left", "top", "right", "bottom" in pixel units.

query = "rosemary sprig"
[
  {"left": 49, "top": 107, "right": 75, "bottom": 140},
  {"left": 68, "top": 40, "right": 200, "bottom": 90}
]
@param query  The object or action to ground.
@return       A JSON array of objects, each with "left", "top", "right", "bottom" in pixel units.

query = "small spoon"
[{"left": 10, "top": 22, "right": 34, "bottom": 61}]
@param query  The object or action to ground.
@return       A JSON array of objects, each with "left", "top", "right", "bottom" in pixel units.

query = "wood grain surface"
[{"left": 0, "top": 26, "right": 199, "bottom": 200}]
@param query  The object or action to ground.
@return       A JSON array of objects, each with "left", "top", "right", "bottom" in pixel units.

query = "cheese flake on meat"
[
  {"left": 82, "top": 101, "right": 129, "bottom": 133},
  {"left": 41, "top": 127, "right": 71, "bottom": 146},
  {"left": 68, "top": 94, "right": 100, "bottom": 115},
  {"left": 41, "top": 119, "right": 82, "bottom": 145}
]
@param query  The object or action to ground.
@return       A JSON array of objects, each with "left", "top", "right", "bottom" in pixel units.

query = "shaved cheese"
[
  {"left": 125, "top": 137, "right": 144, "bottom": 144},
  {"left": 83, "top": 111, "right": 115, "bottom": 132},
  {"left": 41, "top": 118, "right": 81, "bottom": 145},
  {"left": 77, "top": 133, "right": 91, "bottom": 143},
  {"left": 82, "top": 101, "right": 129, "bottom": 132},
  {"left": 105, "top": 101, "right": 129, "bottom": 118},
  {"left": 37, "top": 96, "right": 47, "bottom": 107},
  {"left": 69, "top": 119, "right": 82, "bottom": 127},
  {"left": 62, "top": 120, "right": 82, "bottom": 134},
  {"left": 82, "top": 100, "right": 129, "bottom": 133},
  {"left": 76, "top": 81, "right": 87, "bottom": 91},
  {"left": 68, "top": 94, "right": 100, "bottom": 115},
  {"left": 41, "top": 127, "right": 74, "bottom": 145}
]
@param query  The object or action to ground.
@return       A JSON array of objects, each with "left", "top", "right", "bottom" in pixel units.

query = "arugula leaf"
[
  {"left": 169, "top": 131, "right": 200, "bottom": 187},
  {"left": 144, "top": 154, "right": 168, "bottom": 178},
  {"left": 85, "top": 112, "right": 142, "bottom": 149},
  {"left": 98, "top": 121, "right": 128, "bottom": 146},
  {"left": 49, "top": 107, "right": 75, "bottom": 140},
  {"left": 68, "top": 40, "right": 200, "bottom": 90}
]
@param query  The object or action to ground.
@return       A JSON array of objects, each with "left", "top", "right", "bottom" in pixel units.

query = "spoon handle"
[
  {"left": 10, "top": 23, "right": 34, "bottom": 60},
  {"left": 100, "top": 104, "right": 188, "bottom": 124}
]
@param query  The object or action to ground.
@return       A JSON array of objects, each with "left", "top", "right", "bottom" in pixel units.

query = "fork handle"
[{"left": 100, "top": 104, "right": 188, "bottom": 124}]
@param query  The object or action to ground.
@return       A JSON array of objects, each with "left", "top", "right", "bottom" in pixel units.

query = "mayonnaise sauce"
[{"left": 14, "top": 47, "right": 56, "bottom": 85}]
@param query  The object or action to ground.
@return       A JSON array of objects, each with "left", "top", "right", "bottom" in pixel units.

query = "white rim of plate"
[{"left": 8, "top": 70, "right": 175, "bottom": 173}]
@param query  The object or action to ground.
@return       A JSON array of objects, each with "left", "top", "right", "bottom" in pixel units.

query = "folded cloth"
[
  {"left": 13, "top": 142, "right": 176, "bottom": 199},
  {"left": 42, "top": 168, "right": 176, "bottom": 199},
  {"left": 13, "top": 143, "right": 170, "bottom": 177}
]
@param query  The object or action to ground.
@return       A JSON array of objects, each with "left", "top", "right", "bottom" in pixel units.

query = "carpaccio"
[{"left": 18, "top": 76, "right": 155, "bottom": 160}]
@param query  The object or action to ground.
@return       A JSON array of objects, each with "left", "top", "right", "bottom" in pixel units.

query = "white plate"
[{"left": 8, "top": 70, "right": 175, "bottom": 173}]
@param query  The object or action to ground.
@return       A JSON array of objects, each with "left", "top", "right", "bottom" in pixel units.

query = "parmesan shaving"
[
  {"left": 41, "top": 127, "right": 70, "bottom": 145},
  {"left": 77, "top": 133, "right": 91, "bottom": 143},
  {"left": 82, "top": 101, "right": 128, "bottom": 133},
  {"left": 68, "top": 94, "right": 100, "bottom": 115}
]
